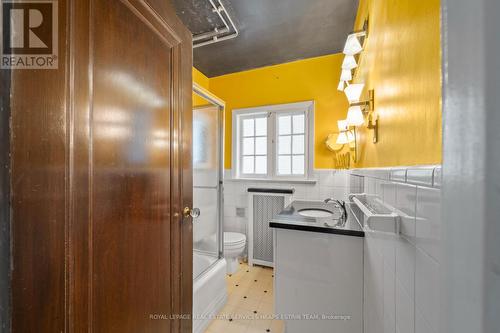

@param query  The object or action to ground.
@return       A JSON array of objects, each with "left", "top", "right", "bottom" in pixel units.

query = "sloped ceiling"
[{"left": 173, "top": 0, "right": 359, "bottom": 77}]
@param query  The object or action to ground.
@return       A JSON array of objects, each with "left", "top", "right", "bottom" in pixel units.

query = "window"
[
  {"left": 240, "top": 115, "right": 268, "bottom": 175},
  {"left": 233, "top": 101, "right": 313, "bottom": 179}
]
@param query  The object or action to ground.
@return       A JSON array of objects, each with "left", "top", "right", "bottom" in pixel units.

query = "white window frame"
[{"left": 232, "top": 101, "right": 314, "bottom": 180}]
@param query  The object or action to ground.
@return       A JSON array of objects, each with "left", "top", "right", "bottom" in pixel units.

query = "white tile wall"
[
  {"left": 222, "top": 166, "right": 442, "bottom": 333},
  {"left": 222, "top": 169, "right": 351, "bottom": 250},
  {"left": 352, "top": 165, "right": 442, "bottom": 333},
  {"left": 396, "top": 183, "right": 417, "bottom": 242},
  {"left": 415, "top": 248, "right": 440, "bottom": 332},
  {"left": 415, "top": 187, "right": 441, "bottom": 262}
]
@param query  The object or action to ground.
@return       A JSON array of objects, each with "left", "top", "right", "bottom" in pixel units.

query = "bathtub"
[{"left": 193, "top": 252, "right": 227, "bottom": 333}]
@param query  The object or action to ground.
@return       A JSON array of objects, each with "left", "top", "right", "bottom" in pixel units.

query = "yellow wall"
[
  {"left": 352, "top": 0, "right": 442, "bottom": 167},
  {"left": 193, "top": 68, "right": 211, "bottom": 107},
  {"left": 209, "top": 54, "right": 349, "bottom": 169},
  {"left": 193, "top": 67, "right": 210, "bottom": 90},
  {"left": 193, "top": 0, "right": 442, "bottom": 169}
]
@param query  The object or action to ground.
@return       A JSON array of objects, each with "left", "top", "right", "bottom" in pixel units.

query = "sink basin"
[{"left": 298, "top": 208, "right": 334, "bottom": 218}]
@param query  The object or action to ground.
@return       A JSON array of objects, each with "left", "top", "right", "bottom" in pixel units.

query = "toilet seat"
[{"left": 224, "top": 232, "right": 246, "bottom": 246}]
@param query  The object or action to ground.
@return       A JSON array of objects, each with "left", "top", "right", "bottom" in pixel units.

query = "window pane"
[
  {"left": 278, "top": 135, "right": 291, "bottom": 155},
  {"left": 278, "top": 116, "right": 291, "bottom": 135},
  {"left": 292, "top": 114, "right": 305, "bottom": 134},
  {"left": 278, "top": 156, "right": 291, "bottom": 175},
  {"left": 292, "top": 155, "right": 305, "bottom": 175},
  {"left": 255, "top": 117, "right": 267, "bottom": 136},
  {"left": 292, "top": 135, "right": 305, "bottom": 154},
  {"left": 255, "top": 137, "right": 267, "bottom": 155},
  {"left": 243, "top": 137, "right": 255, "bottom": 155},
  {"left": 243, "top": 118, "right": 254, "bottom": 137},
  {"left": 242, "top": 156, "right": 254, "bottom": 174},
  {"left": 255, "top": 156, "right": 267, "bottom": 174}
]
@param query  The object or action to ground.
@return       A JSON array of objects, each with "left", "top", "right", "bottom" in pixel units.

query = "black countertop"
[{"left": 269, "top": 200, "right": 365, "bottom": 237}]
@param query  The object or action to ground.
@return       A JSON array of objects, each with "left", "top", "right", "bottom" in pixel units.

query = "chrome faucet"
[{"left": 324, "top": 198, "right": 348, "bottom": 225}]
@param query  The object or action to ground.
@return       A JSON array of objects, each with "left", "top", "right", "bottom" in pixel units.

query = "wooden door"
[{"left": 8, "top": 0, "right": 193, "bottom": 332}]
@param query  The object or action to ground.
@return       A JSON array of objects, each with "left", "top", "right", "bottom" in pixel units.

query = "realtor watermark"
[
  {"left": 149, "top": 313, "right": 352, "bottom": 321},
  {"left": 1, "top": 0, "right": 58, "bottom": 69}
]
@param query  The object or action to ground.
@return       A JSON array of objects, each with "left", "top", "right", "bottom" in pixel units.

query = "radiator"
[{"left": 247, "top": 188, "right": 293, "bottom": 267}]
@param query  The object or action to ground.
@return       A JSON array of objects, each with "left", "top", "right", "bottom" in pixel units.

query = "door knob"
[{"left": 183, "top": 207, "right": 200, "bottom": 218}]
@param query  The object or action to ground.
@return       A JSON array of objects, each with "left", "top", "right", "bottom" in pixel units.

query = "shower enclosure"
[{"left": 192, "top": 83, "right": 227, "bottom": 333}]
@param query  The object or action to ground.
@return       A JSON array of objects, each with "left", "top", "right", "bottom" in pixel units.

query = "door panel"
[
  {"left": 9, "top": 0, "right": 193, "bottom": 331},
  {"left": 10, "top": 1, "right": 68, "bottom": 331},
  {"left": 91, "top": 1, "right": 173, "bottom": 331}
]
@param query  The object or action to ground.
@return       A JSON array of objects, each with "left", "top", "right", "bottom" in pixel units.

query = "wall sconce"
[
  {"left": 344, "top": 83, "right": 365, "bottom": 103},
  {"left": 330, "top": 17, "right": 379, "bottom": 168},
  {"left": 343, "top": 31, "right": 367, "bottom": 55},
  {"left": 324, "top": 119, "right": 358, "bottom": 164},
  {"left": 348, "top": 89, "right": 378, "bottom": 143},
  {"left": 337, "top": 19, "right": 369, "bottom": 91},
  {"left": 335, "top": 120, "right": 353, "bottom": 144},
  {"left": 343, "top": 18, "right": 369, "bottom": 55}
]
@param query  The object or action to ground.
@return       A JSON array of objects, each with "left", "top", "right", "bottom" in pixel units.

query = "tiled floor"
[{"left": 205, "top": 262, "right": 284, "bottom": 333}]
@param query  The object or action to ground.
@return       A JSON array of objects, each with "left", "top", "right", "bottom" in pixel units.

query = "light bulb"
[
  {"left": 342, "top": 55, "right": 358, "bottom": 69},
  {"left": 337, "top": 119, "right": 349, "bottom": 132},
  {"left": 336, "top": 132, "right": 349, "bottom": 145},
  {"left": 337, "top": 80, "right": 345, "bottom": 91},
  {"left": 337, "top": 119, "right": 348, "bottom": 131},
  {"left": 340, "top": 69, "right": 352, "bottom": 82},
  {"left": 343, "top": 34, "right": 363, "bottom": 55},
  {"left": 344, "top": 83, "right": 365, "bottom": 103},
  {"left": 346, "top": 106, "right": 365, "bottom": 126}
]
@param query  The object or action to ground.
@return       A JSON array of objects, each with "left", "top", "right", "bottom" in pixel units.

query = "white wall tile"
[
  {"left": 366, "top": 235, "right": 384, "bottom": 309},
  {"left": 292, "top": 184, "right": 308, "bottom": 200},
  {"left": 365, "top": 177, "right": 376, "bottom": 195},
  {"left": 395, "top": 237, "right": 415, "bottom": 299},
  {"left": 318, "top": 186, "right": 348, "bottom": 201},
  {"left": 333, "top": 170, "right": 349, "bottom": 187},
  {"left": 223, "top": 204, "right": 236, "bottom": 218},
  {"left": 390, "top": 168, "right": 407, "bottom": 182},
  {"left": 375, "top": 179, "right": 384, "bottom": 198},
  {"left": 235, "top": 193, "right": 248, "bottom": 207},
  {"left": 306, "top": 184, "right": 320, "bottom": 200},
  {"left": 396, "top": 184, "right": 417, "bottom": 242},
  {"left": 366, "top": 305, "right": 384, "bottom": 333},
  {"left": 367, "top": 168, "right": 391, "bottom": 180},
  {"left": 319, "top": 186, "right": 334, "bottom": 201},
  {"left": 382, "top": 181, "right": 397, "bottom": 206},
  {"left": 396, "top": 278, "right": 414, "bottom": 333},
  {"left": 318, "top": 169, "right": 335, "bottom": 187},
  {"left": 357, "top": 166, "right": 441, "bottom": 333},
  {"left": 383, "top": 262, "right": 396, "bottom": 333},
  {"left": 432, "top": 167, "right": 441, "bottom": 188},
  {"left": 234, "top": 217, "right": 247, "bottom": 234},
  {"left": 349, "top": 174, "right": 364, "bottom": 194},
  {"left": 381, "top": 234, "right": 396, "bottom": 273},
  {"left": 415, "top": 307, "right": 436, "bottom": 333},
  {"left": 416, "top": 187, "right": 441, "bottom": 262},
  {"left": 406, "top": 168, "right": 434, "bottom": 187},
  {"left": 415, "top": 248, "right": 440, "bottom": 333}
]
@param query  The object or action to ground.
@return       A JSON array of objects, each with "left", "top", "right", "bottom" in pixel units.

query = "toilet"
[{"left": 223, "top": 232, "right": 246, "bottom": 274}]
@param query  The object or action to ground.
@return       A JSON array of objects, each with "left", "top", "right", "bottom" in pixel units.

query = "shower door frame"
[{"left": 192, "top": 83, "right": 226, "bottom": 277}]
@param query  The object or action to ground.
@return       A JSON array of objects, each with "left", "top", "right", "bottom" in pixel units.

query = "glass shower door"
[{"left": 192, "top": 103, "right": 222, "bottom": 279}]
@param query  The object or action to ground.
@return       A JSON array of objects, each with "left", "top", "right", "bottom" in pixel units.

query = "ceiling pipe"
[
  {"left": 192, "top": 27, "right": 230, "bottom": 42},
  {"left": 193, "top": 0, "right": 239, "bottom": 48}
]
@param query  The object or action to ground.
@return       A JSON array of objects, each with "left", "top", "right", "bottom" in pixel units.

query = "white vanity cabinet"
[{"left": 273, "top": 228, "right": 364, "bottom": 333}]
